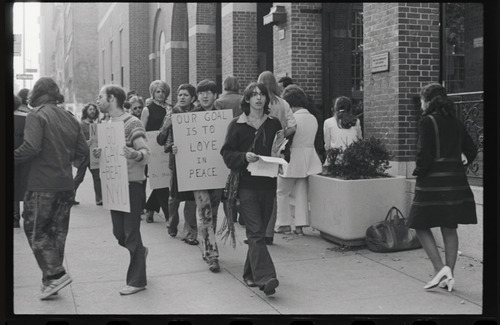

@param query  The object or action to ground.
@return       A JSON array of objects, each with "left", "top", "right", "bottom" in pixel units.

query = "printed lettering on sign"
[
  {"left": 89, "top": 123, "right": 99, "bottom": 170},
  {"left": 172, "top": 109, "right": 232, "bottom": 191},
  {"left": 97, "top": 122, "right": 130, "bottom": 212},
  {"left": 146, "top": 131, "right": 171, "bottom": 189}
]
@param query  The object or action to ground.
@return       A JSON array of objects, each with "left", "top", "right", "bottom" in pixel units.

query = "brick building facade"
[
  {"left": 92, "top": 2, "right": 482, "bottom": 177},
  {"left": 39, "top": 3, "right": 99, "bottom": 114}
]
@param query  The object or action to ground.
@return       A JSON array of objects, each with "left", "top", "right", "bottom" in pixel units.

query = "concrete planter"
[{"left": 309, "top": 174, "right": 407, "bottom": 246}]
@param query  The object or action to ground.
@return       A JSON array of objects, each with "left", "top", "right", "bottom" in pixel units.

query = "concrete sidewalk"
[{"left": 11, "top": 174, "right": 482, "bottom": 316}]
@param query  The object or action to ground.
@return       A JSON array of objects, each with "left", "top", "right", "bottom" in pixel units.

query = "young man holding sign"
[
  {"left": 94, "top": 85, "right": 151, "bottom": 295},
  {"left": 191, "top": 80, "right": 223, "bottom": 272}
]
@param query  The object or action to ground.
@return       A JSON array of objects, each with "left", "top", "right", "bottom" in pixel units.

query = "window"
[{"left": 441, "top": 3, "right": 483, "bottom": 186}]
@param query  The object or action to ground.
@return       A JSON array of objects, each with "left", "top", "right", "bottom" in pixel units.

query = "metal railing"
[{"left": 448, "top": 91, "right": 483, "bottom": 186}]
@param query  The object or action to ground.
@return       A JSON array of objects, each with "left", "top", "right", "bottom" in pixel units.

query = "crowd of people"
[{"left": 13, "top": 72, "right": 477, "bottom": 300}]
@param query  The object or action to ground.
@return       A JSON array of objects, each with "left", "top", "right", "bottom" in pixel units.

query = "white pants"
[{"left": 275, "top": 176, "right": 309, "bottom": 227}]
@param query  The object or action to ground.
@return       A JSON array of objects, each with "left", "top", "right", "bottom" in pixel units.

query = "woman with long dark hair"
[
  {"left": 323, "top": 96, "right": 362, "bottom": 152},
  {"left": 408, "top": 83, "right": 477, "bottom": 292}
]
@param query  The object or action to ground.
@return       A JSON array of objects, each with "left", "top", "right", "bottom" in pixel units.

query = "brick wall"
[
  {"left": 273, "top": 3, "right": 323, "bottom": 106},
  {"left": 188, "top": 3, "right": 217, "bottom": 86},
  {"left": 72, "top": 3, "right": 99, "bottom": 104},
  {"left": 221, "top": 4, "right": 258, "bottom": 90},
  {"left": 129, "top": 3, "right": 150, "bottom": 98},
  {"left": 363, "top": 3, "right": 440, "bottom": 162},
  {"left": 169, "top": 3, "right": 189, "bottom": 103}
]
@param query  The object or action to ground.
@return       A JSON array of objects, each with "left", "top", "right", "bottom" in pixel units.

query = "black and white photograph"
[{"left": 7, "top": 2, "right": 498, "bottom": 322}]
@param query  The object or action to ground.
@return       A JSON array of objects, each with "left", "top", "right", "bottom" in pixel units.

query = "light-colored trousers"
[{"left": 275, "top": 176, "right": 310, "bottom": 227}]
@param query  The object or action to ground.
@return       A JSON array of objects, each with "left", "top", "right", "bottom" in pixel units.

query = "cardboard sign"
[
  {"left": 97, "top": 122, "right": 130, "bottom": 212},
  {"left": 89, "top": 123, "right": 99, "bottom": 170},
  {"left": 146, "top": 131, "right": 171, "bottom": 190},
  {"left": 172, "top": 109, "right": 232, "bottom": 191}
]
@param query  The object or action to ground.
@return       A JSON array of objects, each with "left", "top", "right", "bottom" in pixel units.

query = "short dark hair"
[
  {"left": 17, "top": 88, "right": 30, "bottom": 105},
  {"left": 278, "top": 76, "right": 293, "bottom": 88},
  {"left": 240, "top": 82, "right": 270, "bottom": 116},
  {"left": 282, "top": 85, "right": 309, "bottom": 110},
  {"left": 196, "top": 79, "right": 218, "bottom": 94},
  {"left": 177, "top": 83, "right": 197, "bottom": 101},
  {"left": 29, "top": 77, "right": 64, "bottom": 107},
  {"left": 81, "top": 103, "right": 99, "bottom": 120},
  {"left": 103, "top": 85, "right": 126, "bottom": 108}
]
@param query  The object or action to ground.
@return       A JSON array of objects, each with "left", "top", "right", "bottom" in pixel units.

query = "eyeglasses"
[{"left": 132, "top": 106, "right": 143, "bottom": 110}]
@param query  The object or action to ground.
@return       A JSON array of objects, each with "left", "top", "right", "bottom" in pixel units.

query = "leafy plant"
[{"left": 324, "top": 136, "right": 391, "bottom": 180}]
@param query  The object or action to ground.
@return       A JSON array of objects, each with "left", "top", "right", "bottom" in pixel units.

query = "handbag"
[{"left": 365, "top": 206, "right": 422, "bottom": 253}]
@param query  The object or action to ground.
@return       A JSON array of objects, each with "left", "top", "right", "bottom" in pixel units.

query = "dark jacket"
[
  {"left": 413, "top": 114, "right": 477, "bottom": 178},
  {"left": 220, "top": 114, "right": 283, "bottom": 191},
  {"left": 14, "top": 103, "right": 89, "bottom": 192},
  {"left": 14, "top": 111, "right": 29, "bottom": 200}
]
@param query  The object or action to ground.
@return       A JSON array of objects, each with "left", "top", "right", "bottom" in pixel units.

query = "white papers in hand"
[{"left": 247, "top": 156, "right": 288, "bottom": 178}]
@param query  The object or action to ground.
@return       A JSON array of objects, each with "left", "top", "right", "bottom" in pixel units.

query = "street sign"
[
  {"left": 25, "top": 68, "right": 38, "bottom": 73},
  {"left": 16, "top": 74, "right": 33, "bottom": 80},
  {"left": 14, "top": 34, "right": 22, "bottom": 56}
]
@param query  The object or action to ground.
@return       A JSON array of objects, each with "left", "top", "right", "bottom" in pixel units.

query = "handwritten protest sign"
[
  {"left": 97, "top": 122, "right": 130, "bottom": 212},
  {"left": 172, "top": 109, "right": 232, "bottom": 191},
  {"left": 146, "top": 131, "right": 171, "bottom": 189},
  {"left": 89, "top": 123, "right": 99, "bottom": 170}
]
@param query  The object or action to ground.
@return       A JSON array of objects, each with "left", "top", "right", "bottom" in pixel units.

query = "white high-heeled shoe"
[
  {"left": 438, "top": 277, "right": 455, "bottom": 292},
  {"left": 424, "top": 266, "right": 452, "bottom": 290}
]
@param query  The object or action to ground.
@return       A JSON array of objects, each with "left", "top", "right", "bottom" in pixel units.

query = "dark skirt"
[
  {"left": 408, "top": 158, "right": 477, "bottom": 229},
  {"left": 170, "top": 156, "right": 194, "bottom": 201}
]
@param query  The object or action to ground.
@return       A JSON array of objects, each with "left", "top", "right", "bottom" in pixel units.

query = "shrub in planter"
[
  {"left": 310, "top": 136, "right": 406, "bottom": 246},
  {"left": 324, "top": 136, "right": 391, "bottom": 179}
]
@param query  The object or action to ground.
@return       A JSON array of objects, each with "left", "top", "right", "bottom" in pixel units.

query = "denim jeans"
[
  {"left": 23, "top": 190, "right": 74, "bottom": 285},
  {"left": 168, "top": 197, "right": 197, "bottom": 239},
  {"left": 193, "top": 189, "right": 222, "bottom": 260},
  {"left": 110, "top": 182, "right": 147, "bottom": 287},
  {"left": 239, "top": 188, "right": 277, "bottom": 287}
]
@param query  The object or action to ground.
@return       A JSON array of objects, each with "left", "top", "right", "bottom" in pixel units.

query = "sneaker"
[
  {"left": 208, "top": 259, "right": 220, "bottom": 273},
  {"left": 119, "top": 285, "right": 146, "bottom": 295},
  {"left": 96, "top": 200, "right": 103, "bottom": 206},
  {"left": 39, "top": 274, "right": 73, "bottom": 300}
]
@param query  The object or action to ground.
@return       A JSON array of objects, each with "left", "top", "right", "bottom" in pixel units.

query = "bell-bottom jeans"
[
  {"left": 110, "top": 182, "right": 147, "bottom": 287},
  {"left": 239, "top": 188, "right": 277, "bottom": 287}
]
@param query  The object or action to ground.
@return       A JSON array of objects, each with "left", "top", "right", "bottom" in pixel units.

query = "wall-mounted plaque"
[{"left": 371, "top": 52, "right": 390, "bottom": 73}]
